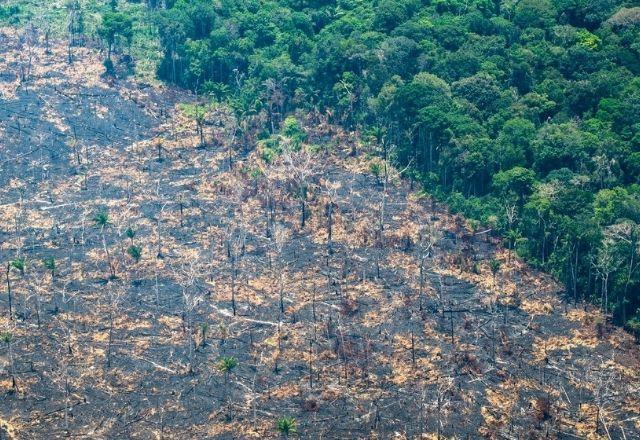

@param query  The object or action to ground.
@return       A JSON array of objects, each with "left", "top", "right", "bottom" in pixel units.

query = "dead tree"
[
  {"left": 258, "top": 163, "right": 278, "bottom": 240},
  {"left": 282, "top": 144, "right": 316, "bottom": 230},
  {"left": 174, "top": 259, "right": 204, "bottom": 374},
  {"left": 66, "top": 0, "right": 84, "bottom": 63},
  {"left": 228, "top": 227, "right": 246, "bottom": 316},
  {"left": 17, "top": 23, "right": 37, "bottom": 85},
  {"left": 105, "top": 284, "right": 124, "bottom": 369},
  {"left": 593, "top": 238, "right": 621, "bottom": 325},
  {"left": 2, "top": 331, "right": 17, "bottom": 391},
  {"left": 5, "top": 262, "right": 12, "bottom": 319},
  {"left": 416, "top": 222, "right": 438, "bottom": 311},
  {"left": 320, "top": 179, "right": 340, "bottom": 255}
]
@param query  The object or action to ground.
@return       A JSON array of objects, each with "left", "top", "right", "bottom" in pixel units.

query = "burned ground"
[{"left": 0, "top": 30, "right": 639, "bottom": 439}]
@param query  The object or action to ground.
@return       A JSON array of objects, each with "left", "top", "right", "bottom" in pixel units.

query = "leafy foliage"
[
  {"left": 1, "top": 332, "right": 12, "bottom": 345},
  {"left": 42, "top": 257, "right": 55, "bottom": 275},
  {"left": 125, "top": 227, "right": 136, "bottom": 240},
  {"left": 277, "top": 416, "right": 297, "bottom": 437},
  {"left": 92, "top": 212, "right": 111, "bottom": 228},
  {"left": 10, "top": 257, "right": 25, "bottom": 275},
  {"left": 217, "top": 356, "right": 238, "bottom": 374},
  {"left": 98, "top": 10, "right": 133, "bottom": 60},
  {"left": 126, "top": 245, "right": 142, "bottom": 263}
]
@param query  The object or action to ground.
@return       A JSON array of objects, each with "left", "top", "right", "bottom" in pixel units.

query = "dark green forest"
[{"left": 5, "top": 0, "right": 640, "bottom": 333}]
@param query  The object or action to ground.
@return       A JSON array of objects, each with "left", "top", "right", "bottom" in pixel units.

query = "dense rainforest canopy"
[{"left": 4, "top": 0, "right": 640, "bottom": 333}]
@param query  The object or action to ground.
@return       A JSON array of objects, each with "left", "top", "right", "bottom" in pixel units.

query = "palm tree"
[
  {"left": 277, "top": 416, "right": 297, "bottom": 438},
  {"left": 93, "top": 211, "right": 116, "bottom": 279},
  {"left": 217, "top": 356, "right": 238, "bottom": 421},
  {"left": 217, "top": 356, "right": 238, "bottom": 383},
  {"left": 93, "top": 212, "right": 110, "bottom": 228}
]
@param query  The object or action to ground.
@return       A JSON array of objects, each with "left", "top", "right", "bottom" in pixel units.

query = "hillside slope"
[{"left": 0, "top": 31, "right": 639, "bottom": 439}]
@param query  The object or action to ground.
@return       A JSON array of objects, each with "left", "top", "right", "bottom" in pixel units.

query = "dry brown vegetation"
[{"left": 0, "top": 30, "right": 639, "bottom": 439}]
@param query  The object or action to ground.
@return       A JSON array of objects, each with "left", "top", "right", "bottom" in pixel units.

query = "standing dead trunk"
[
  {"left": 327, "top": 201, "right": 333, "bottom": 251},
  {"left": 231, "top": 255, "right": 237, "bottom": 316},
  {"left": 309, "top": 340, "right": 314, "bottom": 388},
  {"left": 107, "top": 308, "right": 114, "bottom": 368},
  {"left": 6, "top": 263, "right": 12, "bottom": 319},
  {"left": 5, "top": 336, "right": 16, "bottom": 391}
]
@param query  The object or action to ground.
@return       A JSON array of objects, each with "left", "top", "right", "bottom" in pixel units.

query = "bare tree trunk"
[
  {"left": 6, "top": 263, "right": 12, "bottom": 319},
  {"left": 231, "top": 256, "right": 237, "bottom": 316},
  {"left": 309, "top": 340, "right": 314, "bottom": 388},
  {"left": 101, "top": 226, "right": 116, "bottom": 279},
  {"left": 7, "top": 340, "right": 16, "bottom": 391},
  {"left": 327, "top": 201, "right": 333, "bottom": 253},
  {"left": 107, "top": 309, "right": 114, "bottom": 368}
]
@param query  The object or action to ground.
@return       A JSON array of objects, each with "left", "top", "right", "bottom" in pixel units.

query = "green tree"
[
  {"left": 495, "top": 118, "right": 536, "bottom": 170},
  {"left": 282, "top": 116, "right": 306, "bottom": 149},
  {"left": 374, "top": 0, "right": 419, "bottom": 32},
  {"left": 514, "top": 0, "right": 556, "bottom": 29},
  {"left": 97, "top": 11, "right": 133, "bottom": 63},
  {"left": 532, "top": 123, "right": 593, "bottom": 175},
  {"left": 125, "top": 227, "right": 136, "bottom": 246},
  {"left": 492, "top": 167, "right": 537, "bottom": 204},
  {"left": 594, "top": 187, "right": 640, "bottom": 226},
  {"left": 452, "top": 73, "right": 503, "bottom": 116}
]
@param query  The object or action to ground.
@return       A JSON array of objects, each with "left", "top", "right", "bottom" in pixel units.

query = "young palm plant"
[
  {"left": 5, "top": 259, "right": 25, "bottom": 320},
  {"left": 43, "top": 257, "right": 56, "bottom": 279},
  {"left": 125, "top": 227, "right": 136, "bottom": 246},
  {"left": 93, "top": 211, "right": 116, "bottom": 279},
  {"left": 277, "top": 416, "right": 297, "bottom": 438},
  {"left": 217, "top": 356, "right": 238, "bottom": 382},
  {"left": 198, "top": 322, "right": 209, "bottom": 349},
  {"left": 10, "top": 257, "right": 25, "bottom": 276},
  {"left": 127, "top": 245, "right": 142, "bottom": 263},
  {"left": 217, "top": 356, "right": 238, "bottom": 421},
  {"left": 9, "top": 258, "right": 25, "bottom": 321}
]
